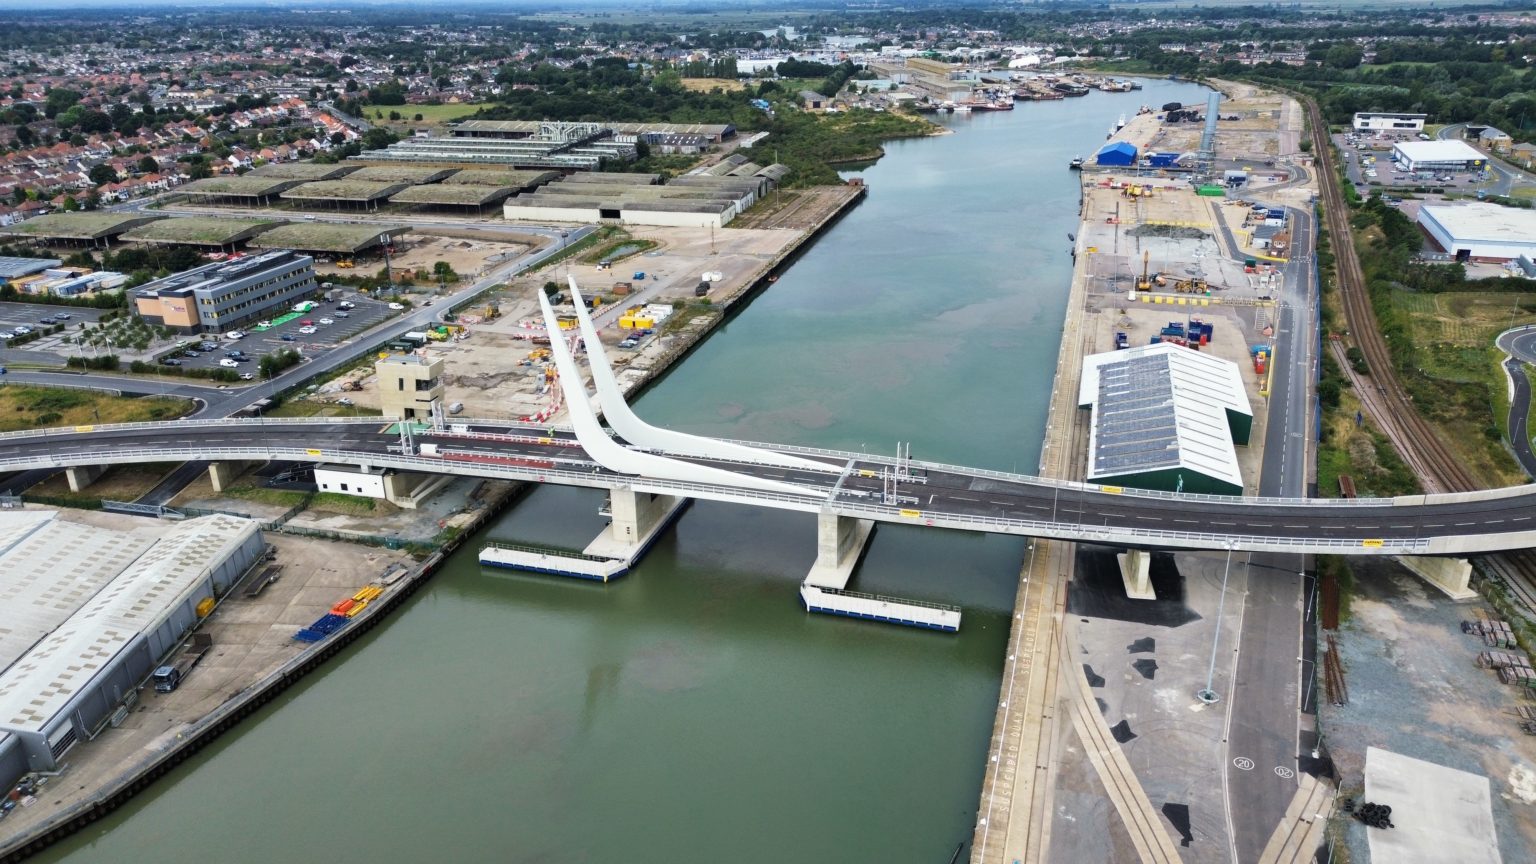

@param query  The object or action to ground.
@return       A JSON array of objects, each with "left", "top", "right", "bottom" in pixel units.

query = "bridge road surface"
[
  {"left": 1224, "top": 198, "right": 1318, "bottom": 861},
  {"left": 7, "top": 420, "right": 1536, "bottom": 553}
]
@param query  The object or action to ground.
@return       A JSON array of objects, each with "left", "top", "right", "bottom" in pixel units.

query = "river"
[{"left": 33, "top": 79, "right": 1211, "bottom": 864}]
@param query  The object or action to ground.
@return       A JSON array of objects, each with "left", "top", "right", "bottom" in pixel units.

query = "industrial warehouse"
[
  {"left": 1417, "top": 203, "right": 1536, "bottom": 262},
  {"left": 501, "top": 168, "right": 786, "bottom": 228},
  {"left": 0, "top": 511, "right": 264, "bottom": 787},
  {"left": 1078, "top": 342, "right": 1253, "bottom": 496}
]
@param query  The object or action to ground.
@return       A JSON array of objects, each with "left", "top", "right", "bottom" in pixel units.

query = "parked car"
[
  {"left": 387, "top": 302, "right": 404, "bottom": 310},
  {"left": 281, "top": 334, "right": 296, "bottom": 342},
  {"left": 161, "top": 358, "right": 182, "bottom": 366},
  {"left": 37, "top": 316, "right": 54, "bottom": 324},
  {"left": 299, "top": 326, "right": 317, "bottom": 335},
  {"left": 225, "top": 330, "right": 246, "bottom": 340},
  {"left": 338, "top": 301, "right": 356, "bottom": 310},
  {"left": 54, "top": 313, "right": 70, "bottom": 320},
  {"left": 334, "top": 311, "right": 349, "bottom": 318},
  {"left": 318, "top": 318, "right": 334, "bottom": 325},
  {"left": 240, "top": 372, "right": 255, "bottom": 380},
  {"left": 219, "top": 358, "right": 238, "bottom": 368}
]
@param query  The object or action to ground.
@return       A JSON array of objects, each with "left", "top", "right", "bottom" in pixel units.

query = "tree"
[
  {"left": 136, "top": 155, "right": 159, "bottom": 174},
  {"left": 62, "top": 195, "right": 80, "bottom": 212},
  {"left": 88, "top": 164, "right": 119, "bottom": 186},
  {"left": 43, "top": 87, "right": 82, "bottom": 118}
]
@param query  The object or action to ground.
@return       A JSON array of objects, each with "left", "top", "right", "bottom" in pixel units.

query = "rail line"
[{"left": 1304, "top": 97, "right": 1536, "bottom": 612}]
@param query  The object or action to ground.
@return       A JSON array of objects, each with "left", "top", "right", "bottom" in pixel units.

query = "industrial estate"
[{"left": 2, "top": 4, "right": 1536, "bottom": 864}]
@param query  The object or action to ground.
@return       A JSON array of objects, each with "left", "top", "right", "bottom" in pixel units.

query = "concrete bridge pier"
[
  {"left": 382, "top": 471, "right": 452, "bottom": 510},
  {"left": 1395, "top": 556, "right": 1476, "bottom": 600},
  {"left": 1118, "top": 549, "right": 1157, "bottom": 600},
  {"left": 207, "top": 460, "right": 257, "bottom": 493},
  {"left": 583, "top": 485, "right": 689, "bottom": 566},
  {"left": 64, "top": 465, "right": 107, "bottom": 492},
  {"left": 805, "top": 510, "right": 874, "bottom": 590}
]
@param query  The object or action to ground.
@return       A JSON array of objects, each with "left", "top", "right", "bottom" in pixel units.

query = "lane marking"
[{"left": 1233, "top": 757, "right": 1255, "bottom": 771}]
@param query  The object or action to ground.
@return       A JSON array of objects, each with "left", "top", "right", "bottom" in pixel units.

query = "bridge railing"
[
  {"left": 0, "top": 443, "right": 1464, "bottom": 553},
  {"left": 712, "top": 434, "right": 1400, "bottom": 507}
]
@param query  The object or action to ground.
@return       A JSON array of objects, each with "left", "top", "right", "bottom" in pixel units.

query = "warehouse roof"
[
  {"left": 247, "top": 162, "right": 360, "bottom": 181},
  {"left": 451, "top": 119, "right": 732, "bottom": 138},
  {"left": 0, "top": 518, "right": 156, "bottom": 674},
  {"left": 248, "top": 222, "right": 409, "bottom": 253},
  {"left": 0, "top": 213, "right": 162, "bottom": 240},
  {"left": 1420, "top": 203, "right": 1536, "bottom": 243},
  {"left": 442, "top": 169, "right": 559, "bottom": 189},
  {"left": 1080, "top": 343, "right": 1251, "bottom": 492},
  {"left": 119, "top": 217, "right": 279, "bottom": 247},
  {"left": 179, "top": 176, "right": 302, "bottom": 198},
  {"left": 0, "top": 515, "right": 257, "bottom": 734},
  {"left": 389, "top": 183, "right": 515, "bottom": 206},
  {"left": 340, "top": 165, "right": 458, "bottom": 184},
  {"left": 1391, "top": 139, "right": 1485, "bottom": 163},
  {"left": 0, "top": 510, "right": 53, "bottom": 557},
  {"left": 282, "top": 180, "right": 410, "bottom": 202},
  {"left": 562, "top": 172, "right": 662, "bottom": 185},
  {"left": 0, "top": 256, "right": 62, "bottom": 279}
]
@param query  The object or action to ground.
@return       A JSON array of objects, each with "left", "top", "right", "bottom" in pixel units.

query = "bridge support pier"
[
  {"left": 1395, "top": 556, "right": 1476, "bottom": 601},
  {"left": 805, "top": 510, "right": 874, "bottom": 590},
  {"left": 207, "top": 461, "right": 255, "bottom": 493},
  {"left": 382, "top": 471, "right": 452, "bottom": 510},
  {"left": 64, "top": 465, "right": 106, "bottom": 493},
  {"left": 583, "top": 485, "right": 689, "bottom": 566},
  {"left": 1117, "top": 549, "right": 1156, "bottom": 600}
]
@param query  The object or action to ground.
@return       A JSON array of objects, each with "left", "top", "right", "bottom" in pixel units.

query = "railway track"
[{"left": 1304, "top": 98, "right": 1536, "bottom": 613}]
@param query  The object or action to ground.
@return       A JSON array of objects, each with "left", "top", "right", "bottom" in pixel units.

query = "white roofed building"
[
  {"left": 0, "top": 513, "right": 263, "bottom": 776},
  {"left": 1418, "top": 203, "right": 1536, "bottom": 263},
  {"left": 1390, "top": 140, "right": 1488, "bottom": 173},
  {"left": 1079, "top": 343, "right": 1253, "bottom": 496}
]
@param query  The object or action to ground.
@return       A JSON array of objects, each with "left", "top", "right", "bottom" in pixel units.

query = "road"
[
  {"left": 4, "top": 220, "right": 595, "bottom": 420},
  {"left": 1438, "top": 122, "right": 1536, "bottom": 197},
  {"left": 6, "top": 418, "right": 1536, "bottom": 554},
  {"left": 1497, "top": 325, "right": 1536, "bottom": 479}
]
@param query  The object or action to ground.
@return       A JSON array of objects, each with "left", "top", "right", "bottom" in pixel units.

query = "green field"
[{"left": 365, "top": 102, "right": 496, "bottom": 127}]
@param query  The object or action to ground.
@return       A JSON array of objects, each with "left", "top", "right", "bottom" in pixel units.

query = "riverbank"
[{"left": 0, "top": 483, "right": 518, "bottom": 863}]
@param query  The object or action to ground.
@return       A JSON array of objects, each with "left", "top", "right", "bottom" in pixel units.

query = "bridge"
[{"left": 2, "top": 279, "right": 1532, "bottom": 625}]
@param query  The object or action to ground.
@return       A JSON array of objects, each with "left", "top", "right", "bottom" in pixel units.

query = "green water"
[{"left": 32, "top": 80, "right": 1211, "bottom": 863}]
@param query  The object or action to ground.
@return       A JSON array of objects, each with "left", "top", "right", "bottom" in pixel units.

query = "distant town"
[{"left": 3, "top": 4, "right": 1536, "bottom": 864}]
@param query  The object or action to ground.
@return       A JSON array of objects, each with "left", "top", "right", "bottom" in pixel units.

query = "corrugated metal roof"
[
  {"left": 0, "top": 515, "right": 257, "bottom": 734},
  {"left": 0, "top": 519, "right": 157, "bottom": 675},
  {"left": 1080, "top": 343, "right": 1250, "bottom": 490}
]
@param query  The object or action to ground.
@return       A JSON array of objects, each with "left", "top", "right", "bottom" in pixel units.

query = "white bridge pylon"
[
  {"left": 537, "top": 290, "right": 818, "bottom": 497},
  {"left": 567, "top": 275, "right": 836, "bottom": 474}
]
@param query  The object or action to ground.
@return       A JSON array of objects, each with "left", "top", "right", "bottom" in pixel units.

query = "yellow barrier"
[
  {"left": 73, "top": 425, "right": 94, "bottom": 433},
  {"left": 306, "top": 448, "right": 322, "bottom": 456},
  {"left": 1099, "top": 485, "right": 1123, "bottom": 494},
  {"left": 352, "top": 585, "right": 383, "bottom": 602},
  {"left": 899, "top": 508, "right": 922, "bottom": 518},
  {"left": 1361, "top": 539, "right": 1384, "bottom": 548}
]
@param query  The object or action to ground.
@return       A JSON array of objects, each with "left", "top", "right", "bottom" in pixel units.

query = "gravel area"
[{"left": 1322, "top": 558, "right": 1536, "bottom": 862}]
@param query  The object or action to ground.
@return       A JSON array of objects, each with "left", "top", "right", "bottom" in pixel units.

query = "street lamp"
[{"left": 1196, "top": 543, "right": 1237, "bottom": 705}]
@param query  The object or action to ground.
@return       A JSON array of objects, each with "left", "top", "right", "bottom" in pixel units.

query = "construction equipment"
[
  {"left": 1174, "top": 278, "right": 1209, "bottom": 293},
  {"left": 1135, "top": 250, "right": 1153, "bottom": 291}
]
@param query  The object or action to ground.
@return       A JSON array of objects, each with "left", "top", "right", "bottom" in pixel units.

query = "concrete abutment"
[
  {"left": 63, "top": 465, "right": 106, "bottom": 492},
  {"left": 207, "top": 460, "right": 256, "bottom": 493},
  {"left": 1118, "top": 548, "right": 1157, "bottom": 600},
  {"left": 1395, "top": 555, "right": 1476, "bottom": 600}
]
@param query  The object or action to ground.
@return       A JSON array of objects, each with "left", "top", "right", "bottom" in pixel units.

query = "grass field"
[
  {"left": 265, "top": 400, "right": 382, "bottom": 419},
  {"left": 1392, "top": 288, "right": 1532, "bottom": 486},
  {"left": 680, "top": 78, "right": 746, "bottom": 92},
  {"left": 364, "top": 102, "right": 494, "bottom": 128},
  {"left": 0, "top": 386, "right": 192, "bottom": 432}
]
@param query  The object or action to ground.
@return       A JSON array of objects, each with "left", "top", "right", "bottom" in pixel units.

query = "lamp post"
[{"left": 1196, "top": 543, "right": 1236, "bottom": 705}]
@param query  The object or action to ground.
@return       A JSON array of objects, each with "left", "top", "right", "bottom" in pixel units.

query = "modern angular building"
[{"left": 132, "top": 249, "right": 317, "bottom": 334}]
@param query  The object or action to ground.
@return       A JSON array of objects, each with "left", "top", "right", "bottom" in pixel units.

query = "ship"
[{"left": 1069, "top": 156, "right": 1084, "bottom": 171}]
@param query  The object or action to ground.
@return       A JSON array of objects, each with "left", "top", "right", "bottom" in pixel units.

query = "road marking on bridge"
[{"left": 1234, "top": 757, "right": 1255, "bottom": 771}]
